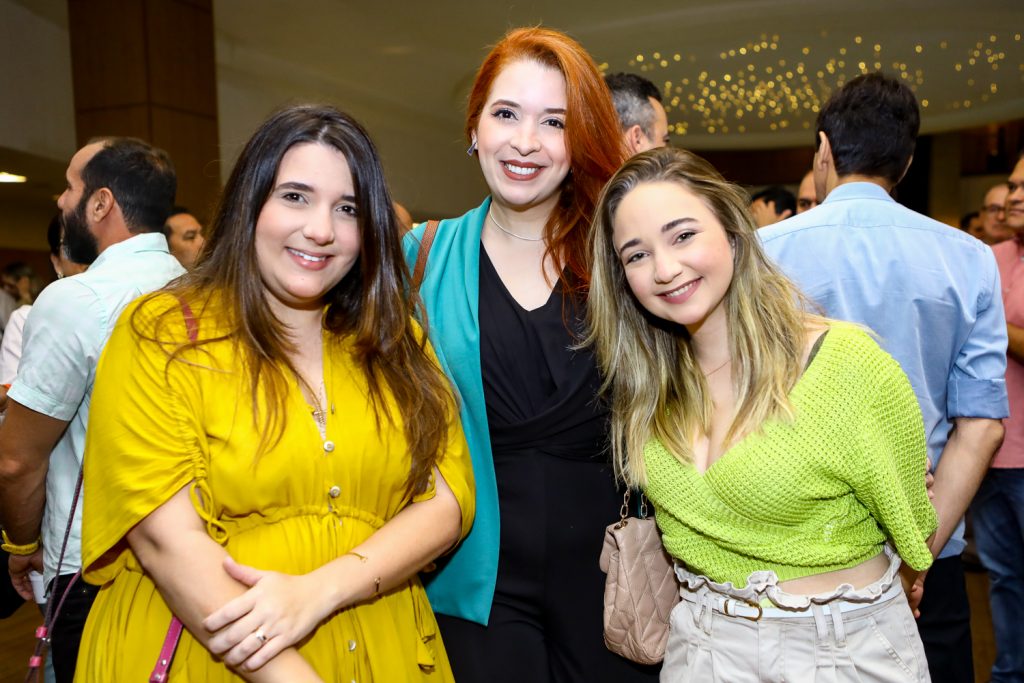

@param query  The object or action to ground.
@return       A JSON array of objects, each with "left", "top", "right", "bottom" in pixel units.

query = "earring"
[{"left": 466, "top": 140, "right": 477, "bottom": 156}]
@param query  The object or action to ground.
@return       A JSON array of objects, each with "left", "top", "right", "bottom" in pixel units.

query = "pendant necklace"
[{"left": 310, "top": 380, "right": 329, "bottom": 439}]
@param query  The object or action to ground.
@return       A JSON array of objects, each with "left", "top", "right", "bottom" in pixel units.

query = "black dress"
[{"left": 435, "top": 247, "right": 659, "bottom": 683}]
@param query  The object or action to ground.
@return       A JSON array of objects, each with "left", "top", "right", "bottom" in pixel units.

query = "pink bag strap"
[
  {"left": 179, "top": 298, "right": 199, "bottom": 343},
  {"left": 149, "top": 617, "right": 183, "bottom": 682},
  {"left": 148, "top": 298, "right": 197, "bottom": 681}
]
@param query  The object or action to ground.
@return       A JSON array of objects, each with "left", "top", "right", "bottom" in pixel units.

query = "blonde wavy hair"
[{"left": 586, "top": 147, "right": 820, "bottom": 487}]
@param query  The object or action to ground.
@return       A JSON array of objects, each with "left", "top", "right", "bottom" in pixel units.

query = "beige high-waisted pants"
[{"left": 661, "top": 549, "right": 931, "bottom": 682}]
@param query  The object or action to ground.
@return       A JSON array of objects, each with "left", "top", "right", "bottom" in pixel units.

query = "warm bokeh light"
[{"left": 620, "top": 30, "right": 1023, "bottom": 139}]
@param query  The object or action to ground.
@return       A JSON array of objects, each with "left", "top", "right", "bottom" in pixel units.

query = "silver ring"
[{"left": 254, "top": 628, "right": 268, "bottom": 646}]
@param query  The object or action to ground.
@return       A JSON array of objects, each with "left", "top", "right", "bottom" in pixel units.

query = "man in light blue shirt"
[
  {"left": 0, "top": 137, "right": 184, "bottom": 682},
  {"left": 761, "top": 72, "right": 1007, "bottom": 683}
]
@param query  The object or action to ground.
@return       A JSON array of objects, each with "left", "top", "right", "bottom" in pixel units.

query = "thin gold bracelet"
[{"left": 344, "top": 551, "right": 381, "bottom": 597}]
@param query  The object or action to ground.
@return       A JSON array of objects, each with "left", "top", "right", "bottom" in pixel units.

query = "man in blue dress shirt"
[{"left": 761, "top": 72, "right": 1008, "bottom": 683}]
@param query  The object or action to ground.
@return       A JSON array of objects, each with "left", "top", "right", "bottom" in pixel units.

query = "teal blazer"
[{"left": 402, "top": 198, "right": 499, "bottom": 625}]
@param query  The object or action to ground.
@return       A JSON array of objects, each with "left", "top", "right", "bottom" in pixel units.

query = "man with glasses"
[
  {"left": 974, "top": 152, "right": 1024, "bottom": 683},
  {"left": 980, "top": 183, "right": 1013, "bottom": 245}
]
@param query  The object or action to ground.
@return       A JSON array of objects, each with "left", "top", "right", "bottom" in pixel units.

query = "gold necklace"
[
  {"left": 310, "top": 380, "right": 327, "bottom": 437},
  {"left": 701, "top": 358, "right": 731, "bottom": 377},
  {"left": 309, "top": 380, "right": 336, "bottom": 439},
  {"left": 488, "top": 211, "right": 544, "bottom": 242}
]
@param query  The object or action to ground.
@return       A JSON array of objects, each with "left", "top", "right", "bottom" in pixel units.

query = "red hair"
[{"left": 466, "top": 27, "right": 627, "bottom": 291}]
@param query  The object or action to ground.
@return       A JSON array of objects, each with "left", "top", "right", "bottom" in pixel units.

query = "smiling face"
[
  {"left": 254, "top": 142, "right": 361, "bottom": 319},
  {"left": 474, "top": 59, "right": 570, "bottom": 214},
  {"left": 612, "top": 181, "right": 734, "bottom": 336}
]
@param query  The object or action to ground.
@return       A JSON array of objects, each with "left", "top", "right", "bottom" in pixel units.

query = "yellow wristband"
[{"left": 1, "top": 529, "right": 40, "bottom": 556}]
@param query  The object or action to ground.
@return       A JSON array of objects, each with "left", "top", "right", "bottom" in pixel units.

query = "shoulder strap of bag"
[
  {"left": 149, "top": 297, "right": 199, "bottom": 682},
  {"left": 412, "top": 220, "right": 440, "bottom": 292}
]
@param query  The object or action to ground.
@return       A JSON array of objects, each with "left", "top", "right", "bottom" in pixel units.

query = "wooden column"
[{"left": 66, "top": 0, "right": 220, "bottom": 221}]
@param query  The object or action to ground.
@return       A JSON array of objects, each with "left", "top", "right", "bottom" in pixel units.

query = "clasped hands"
[
  {"left": 901, "top": 457, "right": 935, "bottom": 618},
  {"left": 203, "top": 556, "right": 334, "bottom": 672}
]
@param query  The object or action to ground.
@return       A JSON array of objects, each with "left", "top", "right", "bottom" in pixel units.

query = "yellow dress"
[{"left": 75, "top": 294, "right": 475, "bottom": 682}]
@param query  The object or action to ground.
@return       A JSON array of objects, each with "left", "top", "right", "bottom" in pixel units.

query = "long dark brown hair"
[{"left": 138, "top": 104, "right": 454, "bottom": 497}]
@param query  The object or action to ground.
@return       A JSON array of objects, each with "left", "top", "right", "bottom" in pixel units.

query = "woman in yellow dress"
[{"left": 75, "top": 105, "right": 475, "bottom": 682}]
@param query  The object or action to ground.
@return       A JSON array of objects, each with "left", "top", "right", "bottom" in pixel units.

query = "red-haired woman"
[{"left": 403, "top": 27, "right": 658, "bottom": 682}]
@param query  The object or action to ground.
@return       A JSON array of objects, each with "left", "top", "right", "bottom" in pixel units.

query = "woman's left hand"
[
  {"left": 925, "top": 456, "right": 935, "bottom": 500},
  {"left": 898, "top": 563, "right": 926, "bottom": 618},
  {"left": 203, "top": 556, "right": 333, "bottom": 671}
]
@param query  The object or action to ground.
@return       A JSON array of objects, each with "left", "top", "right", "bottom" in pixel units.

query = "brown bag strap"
[{"left": 412, "top": 220, "right": 439, "bottom": 292}]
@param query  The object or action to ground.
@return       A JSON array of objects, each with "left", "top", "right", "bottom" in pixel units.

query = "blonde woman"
[{"left": 587, "top": 147, "right": 936, "bottom": 682}]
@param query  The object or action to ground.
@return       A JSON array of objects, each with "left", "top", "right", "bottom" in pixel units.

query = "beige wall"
[
  {"left": 0, "top": 1, "right": 75, "bottom": 252},
  {"left": 0, "top": 1, "right": 75, "bottom": 163},
  {"left": 214, "top": 53, "right": 488, "bottom": 222}
]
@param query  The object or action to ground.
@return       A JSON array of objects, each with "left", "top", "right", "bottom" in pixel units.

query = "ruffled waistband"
[{"left": 674, "top": 544, "right": 902, "bottom": 610}]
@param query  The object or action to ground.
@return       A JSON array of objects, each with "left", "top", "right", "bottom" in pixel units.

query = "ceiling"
[
  {"left": 1, "top": 0, "right": 1022, "bottom": 230},
  {"left": 212, "top": 0, "right": 1024, "bottom": 150}
]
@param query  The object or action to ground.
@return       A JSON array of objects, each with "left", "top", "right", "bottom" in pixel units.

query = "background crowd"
[{"left": 0, "top": 19, "right": 1022, "bottom": 683}]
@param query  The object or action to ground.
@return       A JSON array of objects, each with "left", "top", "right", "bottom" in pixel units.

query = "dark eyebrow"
[
  {"left": 275, "top": 181, "right": 356, "bottom": 203},
  {"left": 276, "top": 181, "right": 314, "bottom": 193},
  {"left": 616, "top": 217, "right": 697, "bottom": 256},
  {"left": 491, "top": 99, "right": 566, "bottom": 115},
  {"left": 662, "top": 217, "right": 697, "bottom": 231}
]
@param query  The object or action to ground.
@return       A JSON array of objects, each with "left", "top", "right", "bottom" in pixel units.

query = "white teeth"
[
  {"left": 287, "top": 247, "right": 326, "bottom": 262},
  {"left": 664, "top": 281, "right": 696, "bottom": 297},
  {"left": 504, "top": 163, "right": 539, "bottom": 176}
]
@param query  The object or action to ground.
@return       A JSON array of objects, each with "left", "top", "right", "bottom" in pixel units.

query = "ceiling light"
[{"left": 0, "top": 172, "right": 26, "bottom": 183}]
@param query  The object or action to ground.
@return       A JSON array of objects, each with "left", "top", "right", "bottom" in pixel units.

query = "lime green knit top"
[{"left": 644, "top": 323, "right": 937, "bottom": 588}]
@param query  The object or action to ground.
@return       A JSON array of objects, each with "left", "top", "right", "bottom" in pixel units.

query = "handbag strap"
[
  {"left": 618, "top": 489, "right": 650, "bottom": 527},
  {"left": 147, "top": 298, "right": 199, "bottom": 682},
  {"left": 26, "top": 298, "right": 199, "bottom": 681},
  {"left": 24, "top": 472, "right": 84, "bottom": 682},
  {"left": 149, "top": 617, "right": 184, "bottom": 682},
  {"left": 179, "top": 297, "right": 199, "bottom": 343},
  {"left": 412, "top": 220, "right": 440, "bottom": 291}
]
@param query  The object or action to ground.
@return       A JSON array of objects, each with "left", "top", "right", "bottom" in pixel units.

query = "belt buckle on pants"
[{"left": 721, "top": 596, "right": 763, "bottom": 621}]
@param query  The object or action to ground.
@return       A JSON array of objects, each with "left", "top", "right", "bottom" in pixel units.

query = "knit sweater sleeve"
[{"left": 844, "top": 335, "right": 937, "bottom": 572}]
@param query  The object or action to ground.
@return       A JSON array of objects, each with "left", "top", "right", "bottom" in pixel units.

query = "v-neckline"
[
  {"left": 296, "top": 327, "right": 331, "bottom": 441},
  {"left": 480, "top": 242, "right": 560, "bottom": 313},
  {"left": 691, "top": 328, "right": 831, "bottom": 477}
]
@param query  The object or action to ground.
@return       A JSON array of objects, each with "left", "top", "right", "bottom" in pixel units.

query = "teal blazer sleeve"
[{"left": 403, "top": 198, "right": 500, "bottom": 625}]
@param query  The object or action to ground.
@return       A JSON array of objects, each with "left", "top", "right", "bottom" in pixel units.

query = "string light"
[{"left": 619, "top": 31, "right": 1021, "bottom": 138}]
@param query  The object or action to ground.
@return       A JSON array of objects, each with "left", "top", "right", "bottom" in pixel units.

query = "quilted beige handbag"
[{"left": 599, "top": 490, "right": 680, "bottom": 665}]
